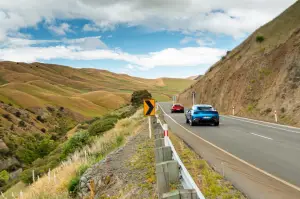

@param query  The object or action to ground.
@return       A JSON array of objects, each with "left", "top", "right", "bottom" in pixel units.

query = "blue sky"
[{"left": 0, "top": 0, "right": 296, "bottom": 78}]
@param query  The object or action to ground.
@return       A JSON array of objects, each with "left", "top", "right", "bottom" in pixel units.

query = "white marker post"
[
  {"left": 192, "top": 91, "right": 196, "bottom": 106},
  {"left": 163, "top": 124, "right": 168, "bottom": 146},
  {"left": 232, "top": 106, "right": 235, "bottom": 116},
  {"left": 274, "top": 110, "right": 278, "bottom": 123},
  {"left": 149, "top": 117, "right": 152, "bottom": 139}
]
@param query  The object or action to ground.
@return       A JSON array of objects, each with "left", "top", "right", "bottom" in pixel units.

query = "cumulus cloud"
[
  {"left": 48, "top": 23, "right": 73, "bottom": 35},
  {"left": 83, "top": 24, "right": 101, "bottom": 32},
  {"left": 0, "top": 0, "right": 296, "bottom": 41},
  {"left": 0, "top": 45, "right": 226, "bottom": 69}
]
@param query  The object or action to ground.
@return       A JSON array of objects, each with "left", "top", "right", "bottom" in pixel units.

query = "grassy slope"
[{"left": 0, "top": 61, "right": 194, "bottom": 118}]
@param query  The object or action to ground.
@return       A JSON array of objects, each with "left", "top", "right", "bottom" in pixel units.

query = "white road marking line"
[
  {"left": 222, "top": 115, "right": 300, "bottom": 134},
  {"left": 251, "top": 133, "right": 273, "bottom": 140},
  {"left": 157, "top": 103, "right": 300, "bottom": 192}
]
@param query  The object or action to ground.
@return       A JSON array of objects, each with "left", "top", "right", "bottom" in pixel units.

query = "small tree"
[
  {"left": 18, "top": 120, "right": 26, "bottom": 127},
  {"left": 130, "top": 90, "right": 152, "bottom": 107},
  {"left": 256, "top": 35, "right": 265, "bottom": 43},
  {"left": 15, "top": 111, "right": 21, "bottom": 118}
]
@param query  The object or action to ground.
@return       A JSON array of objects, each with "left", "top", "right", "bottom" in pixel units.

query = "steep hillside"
[
  {"left": 0, "top": 61, "right": 194, "bottom": 118},
  {"left": 179, "top": 1, "right": 300, "bottom": 127}
]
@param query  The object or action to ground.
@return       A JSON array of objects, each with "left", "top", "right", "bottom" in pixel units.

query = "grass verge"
[{"left": 169, "top": 132, "right": 245, "bottom": 199}]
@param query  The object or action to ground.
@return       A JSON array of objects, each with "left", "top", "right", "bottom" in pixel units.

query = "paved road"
[{"left": 158, "top": 102, "right": 300, "bottom": 199}]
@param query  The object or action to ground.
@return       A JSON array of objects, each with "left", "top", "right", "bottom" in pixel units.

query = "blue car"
[{"left": 185, "top": 104, "right": 219, "bottom": 126}]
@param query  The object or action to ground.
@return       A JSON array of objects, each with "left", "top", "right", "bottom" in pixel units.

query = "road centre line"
[
  {"left": 251, "top": 133, "right": 273, "bottom": 140},
  {"left": 157, "top": 103, "right": 300, "bottom": 192}
]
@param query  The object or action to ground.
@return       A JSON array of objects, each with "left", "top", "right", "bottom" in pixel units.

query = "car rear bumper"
[
  {"left": 193, "top": 117, "right": 219, "bottom": 124},
  {"left": 171, "top": 109, "right": 184, "bottom": 112}
]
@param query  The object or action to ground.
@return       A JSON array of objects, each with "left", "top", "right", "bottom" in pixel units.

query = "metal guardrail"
[{"left": 156, "top": 116, "right": 205, "bottom": 199}]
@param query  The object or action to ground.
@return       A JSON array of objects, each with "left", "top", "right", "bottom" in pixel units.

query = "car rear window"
[
  {"left": 197, "top": 106, "right": 213, "bottom": 111},
  {"left": 174, "top": 104, "right": 182, "bottom": 107}
]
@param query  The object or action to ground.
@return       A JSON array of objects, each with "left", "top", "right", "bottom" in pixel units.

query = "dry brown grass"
[{"left": 15, "top": 109, "right": 144, "bottom": 199}]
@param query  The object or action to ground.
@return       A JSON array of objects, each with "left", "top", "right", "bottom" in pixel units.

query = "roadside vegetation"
[
  {"left": 18, "top": 109, "right": 144, "bottom": 199},
  {"left": 2, "top": 89, "right": 149, "bottom": 198}
]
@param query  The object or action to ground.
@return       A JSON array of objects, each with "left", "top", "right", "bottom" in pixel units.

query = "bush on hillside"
[
  {"left": 62, "top": 131, "right": 90, "bottom": 158},
  {"left": 2, "top": 114, "right": 12, "bottom": 121},
  {"left": 256, "top": 35, "right": 265, "bottom": 43},
  {"left": 14, "top": 111, "right": 21, "bottom": 118},
  {"left": 36, "top": 115, "right": 45, "bottom": 123},
  {"left": 15, "top": 135, "right": 57, "bottom": 165},
  {"left": 130, "top": 90, "right": 152, "bottom": 107},
  {"left": 18, "top": 120, "right": 26, "bottom": 127},
  {"left": 119, "top": 106, "right": 137, "bottom": 119},
  {"left": 0, "top": 170, "right": 10, "bottom": 186},
  {"left": 88, "top": 116, "right": 118, "bottom": 136}
]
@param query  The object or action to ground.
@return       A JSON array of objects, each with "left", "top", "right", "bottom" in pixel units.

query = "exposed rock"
[
  {"left": 0, "top": 139, "right": 9, "bottom": 153},
  {"left": 9, "top": 168, "right": 23, "bottom": 180},
  {"left": 0, "top": 157, "right": 20, "bottom": 171}
]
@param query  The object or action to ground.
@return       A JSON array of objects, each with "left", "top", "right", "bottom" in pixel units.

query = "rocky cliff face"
[{"left": 179, "top": 1, "right": 300, "bottom": 126}]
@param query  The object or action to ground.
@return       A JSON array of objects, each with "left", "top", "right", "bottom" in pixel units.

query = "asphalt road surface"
[{"left": 158, "top": 102, "right": 300, "bottom": 199}]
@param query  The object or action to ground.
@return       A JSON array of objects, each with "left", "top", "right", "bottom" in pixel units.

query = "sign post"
[
  {"left": 144, "top": 99, "right": 156, "bottom": 138},
  {"left": 192, "top": 91, "right": 196, "bottom": 106},
  {"left": 172, "top": 96, "right": 177, "bottom": 105}
]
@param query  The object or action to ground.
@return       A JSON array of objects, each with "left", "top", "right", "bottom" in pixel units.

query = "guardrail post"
[
  {"left": 155, "top": 138, "right": 165, "bottom": 148},
  {"left": 156, "top": 160, "right": 179, "bottom": 183},
  {"left": 155, "top": 146, "right": 172, "bottom": 163},
  {"left": 156, "top": 169, "right": 170, "bottom": 198},
  {"left": 162, "top": 189, "right": 197, "bottom": 199},
  {"left": 155, "top": 129, "right": 164, "bottom": 139}
]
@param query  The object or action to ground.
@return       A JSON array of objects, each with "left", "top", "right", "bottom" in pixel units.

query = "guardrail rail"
[{"left": 154, "top": 110, "right": 205, "bottom": 199}]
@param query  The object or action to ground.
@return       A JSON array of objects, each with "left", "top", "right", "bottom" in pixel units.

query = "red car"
[{"left": 171, "top": 104, "right": 185, "bottom": 113}]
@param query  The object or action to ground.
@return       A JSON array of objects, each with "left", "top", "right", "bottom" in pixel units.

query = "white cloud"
[
  {"left": 82, "top": 24, "right": 101, "bottom": 32},
  {"left": 48, "top": 23, "right": 73, "bottom": 35},
  {"left": 196, "top": 38, "right": 215, "bottom": 46},
  {"left": 180, "top": 37, "right": 194, "bottom": 45},
  {"left": 1, "top": 36, "right": 107, "bottom": 49},
  {"left": 0, "top": 0, "right": 296, "bottom": 41},
  {"left": 0, "top": 45, "right": 226, "bottom": 69}
]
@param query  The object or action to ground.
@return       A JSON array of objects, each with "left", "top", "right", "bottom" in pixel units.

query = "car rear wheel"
[
  {"left": 214, "top": 122, "right": 219, "bottom": 126},
  {"left": 189, "top": 119, "right": 195, "bottom": 126},
  {"left": 186, "top": 117, "right": 189, "bottom": 123}
]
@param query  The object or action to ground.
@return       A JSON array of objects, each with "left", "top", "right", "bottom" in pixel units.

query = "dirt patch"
[{"left": 79, "top": 123, "right": 157, "bottom": 199}]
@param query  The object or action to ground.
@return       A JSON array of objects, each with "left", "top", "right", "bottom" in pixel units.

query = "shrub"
[
  {"left": 16, "top": 135, "right": 57, "bottom": 165},
  {"left": 14, "top": 111, "right": 21, "bottom": 118},
  {"left": 68, "top": 176, "right": 80, "bottom": 196},
  {"left": 59, "top": 106, "right": 64, "bottom": 112},
  {"left": 2, "top": 114, "right": 12, "bottom": 121},
  {"left": 116, "top": 135, "right": 124, "bottom": 146},
  {"left": 46, "top": 106, "right": 55, "bottom": 112},
  {"left": 88, "top": 117, "right": 118, "bottom": 136},
  {"left": 281, "top": 107, "right": 285, "bottom": 113},
  {"left": 41, "top": 128, "right": 46, "bottom": 133},
  {"left": 18, "top": 120, "right": 26, "bottom": 127},
  {"left": 256, "top": 35, "right": 265, "bottom": 43},
  {"left": 62, "top": 131, "right": 90, "bottom": 158},
  {"left": 36, "top": 115, "right": 45, "bottom": 123},
  {"left": 119, "top": 106, "right": 137, "bottom": 119},
  {"left": 0, "top": 170, "right": 10, "bottom": 185},
  {"left": 67, "top": 164, "right": 89, "bottom": 196},
  {"left": 221, "top": 56, "right": 226, "bottom": 60},
  {"left": 8, "top": 103, "right": 13, "bottom": 106},
  {"left": 130, "top": 90, "right": 152, "bottom": 107}
]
